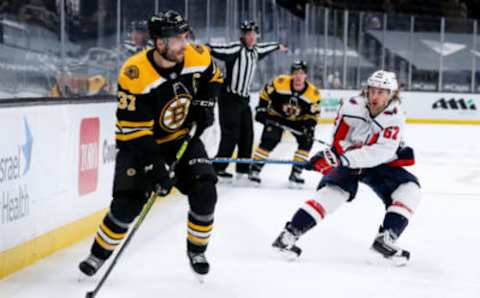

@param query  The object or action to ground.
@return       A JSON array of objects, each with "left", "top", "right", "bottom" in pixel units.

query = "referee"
[{"left": 207, "top": 20, "right": 288, "bottom": 181}]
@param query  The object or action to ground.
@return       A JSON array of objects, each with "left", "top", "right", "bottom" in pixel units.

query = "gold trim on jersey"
[
  {"left": 116, "top": 119, "right": 154, "bottom": 141},
  {"left": 271, "top": 75, "right": 321, "bottom": 104},
  {"left": 260, "top": 88, "right": 271, "bottom": 101},
  {"left": 116, "top": 130, "right": 153, "bottom": 141},
  {"left": 272, "top": 75, "right": 292, "bottom": 95},
  {"left": 118, "top": 50, "right": 166, "bottom": 95},
  {"left": 155, "top": 128, "right": 189, "bottom": 144},
  {"left": 181, "top": 65, "right": 208, "bottom": 74},
  {"left": 183, "top": 43, "right": 211, "bottom": 71},
  {"left": 117, "top": 120, "right": 154, "bottom": 128},
  {"left": 299, "top": 81, "right": 321, "bottom": 103},
  {"left": 118, "top": 44, "right": 219, "bottom": 95},
  {"left": 142, "top": 77, "right": 167, "bottom": 94}
]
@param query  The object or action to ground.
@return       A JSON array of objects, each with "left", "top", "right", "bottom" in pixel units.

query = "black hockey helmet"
[
  {"left": 148, "top": 10, "right": 190, "bottom": 39},
  {"left": 291, "top": 60, "right": 308, "bottom": 73},
  {"left": 240, "top": 20, "right": 259, "bottom": 34}
]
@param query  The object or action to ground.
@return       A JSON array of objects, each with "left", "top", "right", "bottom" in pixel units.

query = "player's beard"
[{"left": 161, "top": 44, "right": 185, "bottom": 64}]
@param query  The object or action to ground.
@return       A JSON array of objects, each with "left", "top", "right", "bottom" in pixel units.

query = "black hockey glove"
[
  {"left": 145, "top": 159, "right": 174, "bottom": 197},
  {"left": 255, "top": 106, "right": 268, "bottom": 124},
  {"left": 191, "top": 99, "right": 215, "bottom": 138},
  {"left": 303, "top": 125, "right": 315, "bottom": 139},
  {"left": 302, "top": 120, "right": 317, "bottom": 139}
]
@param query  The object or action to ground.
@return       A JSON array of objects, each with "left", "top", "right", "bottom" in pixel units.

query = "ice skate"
[
  {"left": 79, "top": 254, "right": 105, "bottom": 277},
  {"left": 369, "top": 228, "right": 410, "bottom": 266},
  {"left": 272, "top": 223, "right": 302, "bottom": 260},
  {"left": 248, "top": 169, "right": 261, "bottom": 186},
  {"left": 188, "top": 252, "right": 209, "bottom": 283},
  {"left": 288, "top": 169, "right": 305, "bottom": 189},
  {"left": 235, "top": 173, "right": 251, "bottom": 187},
  {"left": 216, "top": 170, "right": 233, "bottom": 184}
]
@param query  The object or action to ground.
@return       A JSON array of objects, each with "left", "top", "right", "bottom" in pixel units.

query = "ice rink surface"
[{"left": 1, "top": 123, "right": 479, "bottom": 298}]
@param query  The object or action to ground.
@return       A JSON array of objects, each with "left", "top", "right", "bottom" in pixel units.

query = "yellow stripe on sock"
[
  {"left": 187, "top": 222, "right": 213, "bottom": 232},
  {"left": 95, "top": 235, "right": 116, "bottom": 251},
  {"left": 293, "top": 156, "right": 307, "bottom": 162},
  {"left": 256, "top": 147, "right": 270, "bottom": 156},
  {"left": 100, "top": 223, "right": 126, "bottom": 240},
  {"left": 187, "top": 234, "right": 210, "bottom": 245}
]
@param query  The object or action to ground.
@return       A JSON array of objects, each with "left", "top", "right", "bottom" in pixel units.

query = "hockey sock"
[
  {"left": 252, "top": 146, "right": 270, "bottom": 171},
  {"left": 382, "top": 212, "right": 408, "bottom": 238},
  {"left": 91, "top": 212, "right": 129, "bottom": 260},
  {"left": 187, "top": 211, "right": 214, "bottom": 253},
  {"left": 293, "top": 149, "right": 309, "bottom": 165},
  {"left": 290, "top": 200, "right": 326, "bottom": 235}
]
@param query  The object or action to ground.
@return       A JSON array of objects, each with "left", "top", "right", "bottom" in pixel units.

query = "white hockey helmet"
[{"left": 367, "top": 70, "right": 398, "bottom": 96}]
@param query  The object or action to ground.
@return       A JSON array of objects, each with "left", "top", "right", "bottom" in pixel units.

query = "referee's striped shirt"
[{"left": 207, "top": 41, "right": 280, "bottom": 98}]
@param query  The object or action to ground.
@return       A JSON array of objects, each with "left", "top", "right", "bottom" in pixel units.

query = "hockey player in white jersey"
[{"left": 272, "top": 70, "right": 421, "bottom": 266}]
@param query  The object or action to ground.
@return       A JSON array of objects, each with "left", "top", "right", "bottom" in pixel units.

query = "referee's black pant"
[{"left": 214, "top": 91, "right": 253, "bottom": 174}]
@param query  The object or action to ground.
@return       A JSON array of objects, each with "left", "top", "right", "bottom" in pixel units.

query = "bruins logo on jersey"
[
  {"left": 124, "top": 65, "right": 139, "bottom": 80},
  {"left": 282, "top": 102, "right": 301, "bottom": 119},
  {"left": 160, "top": 94, "right": 192, "bottom": 132}
]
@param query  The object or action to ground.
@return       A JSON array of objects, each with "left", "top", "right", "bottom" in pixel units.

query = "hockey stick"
[
  {"left": 85, "top": 125, "right": 197, "bottom": 298},
  {"left": 189, "top": 157, "right": 307, "bottom": 166},
  {"left": 265, "top": 119, "right": 331, "bottom": 147},
  {"left": 213, "top": 158, "right": 305, "bottom": 165}
]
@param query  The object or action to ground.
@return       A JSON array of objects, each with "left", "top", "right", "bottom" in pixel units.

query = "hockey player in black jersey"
[
  {"left": 249, "top": 60, "right": 321, "bottom": 187},
  {"left": 79, "top": 10, "right": 223, "bottom": 279}
]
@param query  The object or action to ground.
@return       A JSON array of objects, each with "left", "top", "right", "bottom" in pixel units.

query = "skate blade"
[
  {"left": 249, "top": 180, "right": 261, "bottom": 188},
  {"left": 273, "top": 247, "right": 300, "bottom": 262},
  {"left": 234, "top": 179, "right": 256, "bottom": 187},
  {"left": 366, "top": 249, "right": 408, "bottom": 267},
  {"left": 77, "top": 272, "right": 95, "bottom": 283},
  {"left": 191, "top": 270, "right": 207, "bottom": 283},
  {"left": 288, "top": 181, "right": 303, "bottom": 189},
  {"left": 217, "top": 177, "right": 233, "bottom": 184}
]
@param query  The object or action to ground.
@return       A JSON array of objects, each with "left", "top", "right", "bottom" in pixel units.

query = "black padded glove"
[
  {"left": 191, "top": 99, "right": 215, "bottom": 137},
  {"left": 145, "top": 159, "right": 174, "bottom": 197},
  {"left": 255, "top": 106, "right": 268, "bottom": 124},
  {"left": 303, "top": 125, "right": 315, "bottom": 139},
  {"left": 302, "top": 120, "right": 317, "bottom": 138}
]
